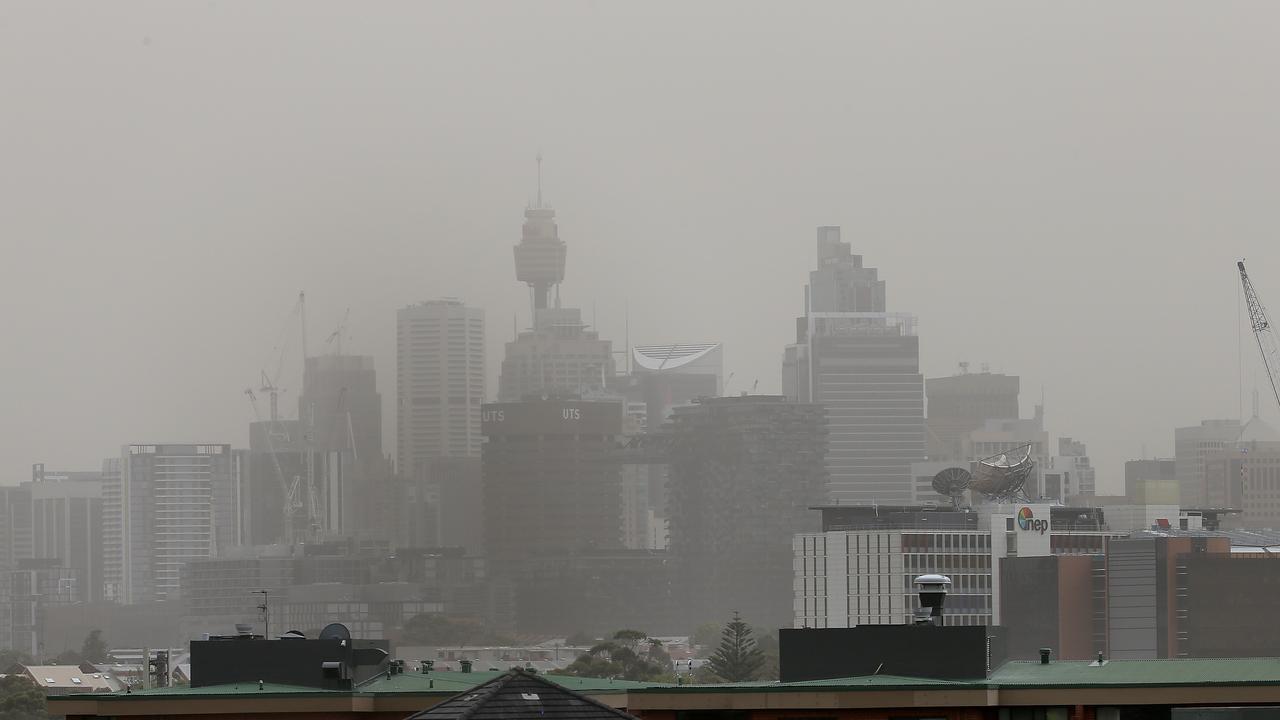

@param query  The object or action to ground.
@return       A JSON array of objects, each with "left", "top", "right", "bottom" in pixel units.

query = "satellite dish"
[
  {"left": 319, "top": 623, "right": 352, "bottom": 641},
  {"left": 971, "top": 443, "right": 1036, "bottom": 500},
  {"left": 931, "top": 467, "right": 972, "bottom": 506}
]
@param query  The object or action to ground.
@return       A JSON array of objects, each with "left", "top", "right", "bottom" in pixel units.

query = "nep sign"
[{"left": 1017, "top": 506, "right": 1048, "bottom": 535}]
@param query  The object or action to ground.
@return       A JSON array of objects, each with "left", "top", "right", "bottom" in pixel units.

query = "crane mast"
[{"left": 1238, "top": 261, "right": 1280, "bottom": 412}]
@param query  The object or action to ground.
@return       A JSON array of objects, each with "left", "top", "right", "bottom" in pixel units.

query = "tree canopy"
[
  {"left": 706, "top": 612, "right": 765, "bottom": 682},
  {"left": 0, "top": 676, "right": 47, "bottom": 720},
  {"left": 556, "top": 630, "right": 673, "bottom": 682},
  {"left": 80, "top": 630, "right": 109, "bottom": 664}
]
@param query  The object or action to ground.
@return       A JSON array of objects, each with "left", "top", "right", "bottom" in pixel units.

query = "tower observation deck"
[{"left": 513, "top": 156, "right": 566, "bottom": 310}]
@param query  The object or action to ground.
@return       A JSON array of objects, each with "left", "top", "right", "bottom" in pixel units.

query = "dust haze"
[{"left": 3, "top": 1, "right": 1278, "bottom": 487}]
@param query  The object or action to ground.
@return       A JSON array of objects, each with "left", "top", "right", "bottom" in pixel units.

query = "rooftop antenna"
[
  {"left": 252, "top": 589, "right": 270, "bottom": 639},
  {"left": 536, "top": 151, "right": 543, "bottom": 209}
]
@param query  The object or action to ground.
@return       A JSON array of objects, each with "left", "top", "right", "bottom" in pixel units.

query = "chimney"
[
  {"left": 1039, "top": 648, "right": 1052, "bottom": 665},
  {"left": 912, "top": 574, "right": 952, "bottom": 626}
]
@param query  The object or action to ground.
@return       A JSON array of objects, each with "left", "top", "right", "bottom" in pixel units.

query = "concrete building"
[
  {"left": 300, "top": 355, "right": 383, "bottom": 467},
  {"left": 29, "top": 465, "right": 104, "bottom": 602},
  {"left": 1125, "top": 459, "right": 1178, "bottom": 505},
  {"left": 481, "top": 398, "right": 624, "bottom": 565},
  {"left": 1175, "top": 419, "right": 1243, "bottom": 508},
  {"left": 1203, "top": 439, "right": 1280, "bottom": 529},
  {"left": 499, "top": 308, "right": 615, "bottom": 402},
  {"left": 925, "top": 369, "right": 1020, "bottom": 461},
  {"left": 999, "top": 554, "right": 1103, "bottom": 661},
  {"left": 5, "top": 559, "right": 84, "bottom": 656},
  {"left": 395, "top": 299, "right": 486, "bottom": 478},
  {"left": 1053, "top": 437, "right": 1097, "bottom": 498},
  {"left": 0, "top": 484, "right": 33, "bottom": 570},
  {"left": 105, "top": 444, "right": 238, "bottom": 604},
  {"left": 244, "top": 419, "right": 304, "bottom": 546},
  {"left": 667, "top": 396, "right": 827, "bottom": 629},
  {"left": 298, "top": 354, "right": 394, "bottom": 542},
  {"left": 395, "top": 457, "right": 483, "bottom": 553},
  {"left": 794, "top": 504, "right": 1122, "bottom": 630},
  {"left": 783, "top": 227, "right": 924, "bottom": 504}
]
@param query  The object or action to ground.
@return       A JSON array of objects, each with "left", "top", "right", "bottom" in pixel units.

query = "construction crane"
[
  {"left": 1238, "top": 260, "right": 1280, "bottom": 412},
  {"left": 245, "top": 388, "right": 303, "bottom": 543},
  {"left": 246, "top": 291, "right": 310, "bottom": 545},
  {"left": 323, "top": 309, "right": 350, "bottom": 355}
]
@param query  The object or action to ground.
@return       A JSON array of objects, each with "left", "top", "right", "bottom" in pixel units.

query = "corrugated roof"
[{"left": 406, "top": 669, "right": 639, "bottom": 720}]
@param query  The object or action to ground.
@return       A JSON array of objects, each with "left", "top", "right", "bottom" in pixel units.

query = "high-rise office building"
[
  {"left": 29, "top": 465, "right": 104, "bottom": 602},
  {"left": 299, "top": 354, "right": 391, "bottom": 541},
  {"left": 499, "top": 309, "right": 615, "bottom": 401},
  {"left": 299, "top": 355, "right": 382, "bottom": 468},
  {"left": 667, "top": 396, "right": 827, "bottom": 629},
  {"left": 1125, "top": 459, "right": 1178, "bottom": 505},
  {"left": 1175, "top": 420, "right": 1243, "bottom": 508},
  {"left": 100, "top": 457, "right": 121, "bottom": 601},
  {"left": 105, "top": 444, "right": 237, "bottom": 604},
  {"left": 925, "top": 369, "right": 1020, "bottom": 461},
  {"left": 396, "top": 299, "right": 486, "bottom": 479},
  {"left": 481, "top": 398, "right": 624, "bottom": 564},
  {"left": 0, "top": 485, "right": 32, "bottom": 570},
  {"left": 783, "top": 227, "right": 924, "bottom": 504}
]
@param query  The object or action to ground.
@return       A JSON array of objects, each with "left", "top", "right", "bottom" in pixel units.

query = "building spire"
[{"left": 536, "top": 152, "right": 543, "bottom": 208}]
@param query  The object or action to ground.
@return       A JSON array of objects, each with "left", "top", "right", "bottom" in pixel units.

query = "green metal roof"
[
  {"left": 645, "top": 674, "right": 969, "bottom": 692},
  {"left": 632, "top": 658, "right": 1280, "bottom": 694},
  {"left": 50, "top": 670, "right": 651, "bottom": 702},
  {"left": 53, "top": 657, "right": 1280, "bottom": 705},
  {"left": 81, "top": 682, "right": 342, "bottom": 698},
  {"left": 990, "top": 658, "right": 1280, "bottom": 687}
]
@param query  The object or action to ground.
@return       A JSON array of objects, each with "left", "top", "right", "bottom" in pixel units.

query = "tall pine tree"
[{"left": 707, "top": 612, "right": 765, "bottom": 682}]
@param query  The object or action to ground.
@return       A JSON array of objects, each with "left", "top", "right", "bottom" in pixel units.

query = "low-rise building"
[{"left": 794, "top": 504, "right": 1123, "bottom": 629}]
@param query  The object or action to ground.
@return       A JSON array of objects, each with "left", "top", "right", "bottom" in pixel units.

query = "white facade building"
[
  {"left": 396, "top": 299, "right": 486, "bottom": 479},
  {"left": 105, "top": 444, "right": 237, "bottom": 604},
  {"left": 795, "top": 504, "right": 1122, "bottom": 630}
]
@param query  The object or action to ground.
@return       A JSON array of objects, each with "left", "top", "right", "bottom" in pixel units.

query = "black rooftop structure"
[
  {"left": 814, "top": 504, "right": 1107, "bottom": 532},
  {"left": 406, "top": 669, "right": 640, "bottom": 720}
]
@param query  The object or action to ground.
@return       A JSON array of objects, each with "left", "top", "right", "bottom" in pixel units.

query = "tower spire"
[{"left": 536, "top": 152, "right": 543, "bottom": 209}]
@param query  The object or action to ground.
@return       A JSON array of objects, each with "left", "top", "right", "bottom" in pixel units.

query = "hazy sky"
[{"left": 4, "top": 1, "right": 1280, "bottom": 492}]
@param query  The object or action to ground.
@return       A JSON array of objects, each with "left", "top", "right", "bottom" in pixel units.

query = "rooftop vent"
[
  {"left": 913, "top": 574, "right": 952, "bottom": 626},
  {"left": 1039, "top": 647, "right": 1052, "bottom": 665}
]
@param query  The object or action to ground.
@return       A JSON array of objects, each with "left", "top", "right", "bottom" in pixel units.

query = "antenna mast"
[{"left": 1239, "top": 261, "right": 1280, "bottom": 412}]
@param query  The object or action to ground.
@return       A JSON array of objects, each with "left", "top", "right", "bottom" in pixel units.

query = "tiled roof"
[{"left": 405, "top": 669, "right": 640, "bottom": 720}]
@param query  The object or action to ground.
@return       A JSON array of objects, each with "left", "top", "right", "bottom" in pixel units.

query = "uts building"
[{"left": 481, "top": 398, "right": 624, "bottom": 566}]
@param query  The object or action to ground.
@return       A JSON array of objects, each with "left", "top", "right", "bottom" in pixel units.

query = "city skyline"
[{"left": 7, "top": 3, "right": 1280, "bottom": 491}]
